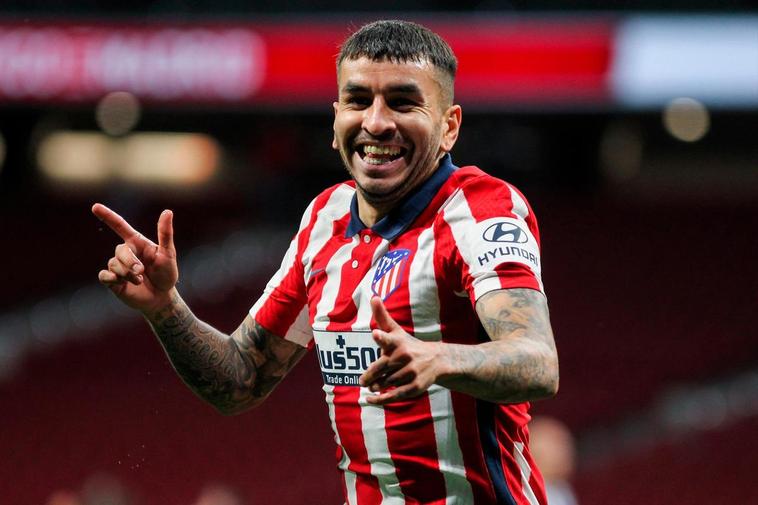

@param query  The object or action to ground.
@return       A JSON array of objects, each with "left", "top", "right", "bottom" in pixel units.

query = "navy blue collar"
[{"left": 345, "top": 153, "right": 457, "bottom": 241}]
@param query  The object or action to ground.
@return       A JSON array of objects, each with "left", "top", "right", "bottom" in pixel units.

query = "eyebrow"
[{"left": 341, "top": 82, "right": 423, "bottom": 95}]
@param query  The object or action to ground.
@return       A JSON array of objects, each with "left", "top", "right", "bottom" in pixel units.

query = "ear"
[
  {"left": 440, "top": 104, "right": 462, "bottom": 153},
  {"left": 332, "top": 101, "right": 339, "bottom": 150}
]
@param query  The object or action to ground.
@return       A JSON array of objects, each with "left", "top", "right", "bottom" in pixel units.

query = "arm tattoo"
[
  {"left": 147, "top": 291, "right": 307, "bottom": 414},
  {"left": 438, "top": 288, "right": 558, "bottom": 404}
]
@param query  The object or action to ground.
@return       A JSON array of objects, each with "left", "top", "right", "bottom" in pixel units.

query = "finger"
[
  {"left": 107, "top": 257, "right": 144, "bottom": 285},
  {"left": 366, "top": 383, "right": 417, "bottom": 405},
  {"left": 99, "top": 269, "right": 120, "bottom": 284},
  {"left": 360, "top": 355, "right": 390, "bottom": 387},
  {"left": 378, "top": 367, "right": 413, "bottom": 390},
  {"left": 370, "top": 296, "right": 401, "bottom": 333},
  {"left": 115, "top": 243, "right": 143, "bottom": 274},
  {"left": 92, "top": 203, "right": 147, "bottom": 246},
  {"left": 98, "top": 269, "right": 128, "bottom": 286},
  {"left": 156, "top": 209, "right": 175, "bottom": 254}
]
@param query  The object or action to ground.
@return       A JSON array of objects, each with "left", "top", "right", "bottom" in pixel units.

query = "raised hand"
[
  {"left": 92, "top": 203, "right": 179, "bottom": 313},
  {"left": 360, "top": 296, "right": 445, "bottom": 405}
]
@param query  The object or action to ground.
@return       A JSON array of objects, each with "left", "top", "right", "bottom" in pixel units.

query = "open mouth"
[{"left": 357, "top": 144, "right": 408, "bottom": 165}]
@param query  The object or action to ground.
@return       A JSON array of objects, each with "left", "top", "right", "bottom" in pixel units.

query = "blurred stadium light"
[
  {"left": 36, "top": 131, "right": 221, "bottom": 187},
  {"left": 95, "top": 91, "right": 142, "bottom": 136},
  {"left": 663, "top": 97, "right": 710, "bottom": 142}
]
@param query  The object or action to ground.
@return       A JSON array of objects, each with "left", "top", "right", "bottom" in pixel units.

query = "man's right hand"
[{"left": 92, "top": 203, "right": 179, "bottom": 314}]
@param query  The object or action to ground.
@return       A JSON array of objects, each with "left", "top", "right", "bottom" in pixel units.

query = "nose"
[{"left": 362, "top": 98, "right": 395, "bottom": 138}]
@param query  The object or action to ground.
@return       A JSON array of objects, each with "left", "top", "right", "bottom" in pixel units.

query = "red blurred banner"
[{"left": 0, "top": 19, "right": 613, "bottom": 108}]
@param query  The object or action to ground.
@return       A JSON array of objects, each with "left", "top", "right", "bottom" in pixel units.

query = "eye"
[
  {"left": 345, "top": 96, "right": 371, "bottom": 108},
  {"left": 388, "top": 97, "right": 417, "bottom": 110}
]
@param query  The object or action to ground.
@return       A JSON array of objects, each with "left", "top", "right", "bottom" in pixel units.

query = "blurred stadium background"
[{"left": 1, "top": 2, "right": 756, "bottom": 504}]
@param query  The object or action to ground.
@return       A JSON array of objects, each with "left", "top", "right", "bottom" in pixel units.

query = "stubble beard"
[{"left": 338, "top": 128, "right": 443, "bottom": 209}]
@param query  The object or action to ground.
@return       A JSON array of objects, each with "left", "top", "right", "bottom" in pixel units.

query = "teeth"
[
  {"left": 365, "top": 156, "right": 390, "bottom": 165},
  {"left": 364, "top": 145, "right": 402, "bottom": 156}
]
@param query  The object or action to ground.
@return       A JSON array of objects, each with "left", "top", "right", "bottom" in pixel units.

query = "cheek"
[
  {"left": 408, "top": 122, "right": 439, "bottom": 153},
  {"left": 334, "top": 112, "right": 361, "bottom": 137}
]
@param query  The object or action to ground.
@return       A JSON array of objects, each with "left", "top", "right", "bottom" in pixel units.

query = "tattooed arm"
[
  {"left": 437, "top": 288, "right": 559, "bottom": 403},
  {"left": 360, "top": 288, "right": 558, "bottom": 405},
  {"left": 146, "top": 289, "right": 308, "bottom": 415}
]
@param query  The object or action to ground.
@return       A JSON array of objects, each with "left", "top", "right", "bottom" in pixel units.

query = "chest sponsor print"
[
  {"left": 314, "top": 330, "right": 382, "bottom": 387},
  {"left": 371, "top": 249, "right": 411, "bottom": 301}
]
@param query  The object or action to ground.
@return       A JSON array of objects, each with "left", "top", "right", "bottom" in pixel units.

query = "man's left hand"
[{"left": 360, "top": 296, "right": 445, "bottom": 405}]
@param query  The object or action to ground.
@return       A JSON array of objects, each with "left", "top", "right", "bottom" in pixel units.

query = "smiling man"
[{"left": 93, "top": 20, "right": 558, "bottom": 505}]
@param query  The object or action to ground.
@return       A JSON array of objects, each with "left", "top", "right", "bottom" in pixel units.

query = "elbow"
[
  {"left": 542, "top": 373, "right": 559, "bottom": 399},
  {"left": 523, "top": 350, "right": 558, "bottom": 401},
  {"left": 537, "top": 355, "right": 560, "bottom": 399}
]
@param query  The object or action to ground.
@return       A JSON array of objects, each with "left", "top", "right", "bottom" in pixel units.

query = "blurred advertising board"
[{"left": 0, "top": 16, "right": 755, "bottom": 110}]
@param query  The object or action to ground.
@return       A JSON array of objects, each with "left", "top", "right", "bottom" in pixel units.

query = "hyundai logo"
[{"left": 482, "top": 222, "right": 528, "bottom": 243}]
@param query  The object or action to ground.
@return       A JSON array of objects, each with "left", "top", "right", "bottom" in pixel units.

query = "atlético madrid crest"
[{"left": 371, "top": 249, "right": 411, "bottom": 300}]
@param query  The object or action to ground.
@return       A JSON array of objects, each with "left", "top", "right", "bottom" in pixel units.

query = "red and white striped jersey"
[{"left": 251, "top": 155, "right": 548, "bottom": 505}]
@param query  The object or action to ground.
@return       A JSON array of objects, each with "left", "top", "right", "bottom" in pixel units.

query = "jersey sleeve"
[
  {"left": 249, "top": 198, "right": 315, "bottom": 348},
  {"left": 442, "top": 174, "right": 544, "bottom": 306}
]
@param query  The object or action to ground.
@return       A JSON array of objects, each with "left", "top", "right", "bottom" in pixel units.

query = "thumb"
[
  {"left": 371, "top": 296, "right": 400, "bottom": 332},
  {"left": 157, "top": 209, "right": 175, "bottom": 255}
]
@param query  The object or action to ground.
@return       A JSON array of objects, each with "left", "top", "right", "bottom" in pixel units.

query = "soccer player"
[{"left": 93, "top": 20, "right": 559, "bottom": 505}]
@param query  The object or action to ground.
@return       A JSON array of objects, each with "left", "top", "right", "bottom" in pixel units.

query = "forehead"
[{"left": 337, "top": 57, "right": 441, "bottom": 95}]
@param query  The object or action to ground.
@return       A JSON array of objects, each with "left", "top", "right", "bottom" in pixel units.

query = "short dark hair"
[{"left": 337, "top": 20, "right": 458, "bottom": 105}]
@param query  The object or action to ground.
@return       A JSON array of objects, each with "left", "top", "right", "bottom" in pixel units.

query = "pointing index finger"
[{"left": 92, "top": 203, "right": 144, "bottom": 244}]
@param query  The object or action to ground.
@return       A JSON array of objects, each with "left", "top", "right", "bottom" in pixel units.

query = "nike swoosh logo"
[{"left": 307, "top": 268, "right": 325, "bottom": 280}]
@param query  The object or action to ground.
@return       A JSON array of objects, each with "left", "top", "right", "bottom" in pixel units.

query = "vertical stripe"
[
  {"left": 434, "top": 215, "right": 499, "bottom": 503},
  {"left": 384, "top": 395, "right": 448, "bottom": 503},
  {"left": 313, "top": 239, "right": 358, "bottom": 331},
  {"left": 410, "top": 226, "right": 475, "bottom": 503},
  {"left": 477, "top": 400, "right": 517, "bottom": 505},
  {"left": 303, "top": 185, "right": 355, "bottom": 281},
  {"left": 316, "top": 233, "right": 383, "bottom": 505},
  {"left": 408, "top": 226, "right": 443, "bottom": 339},
  {"left": 513, "top": 442, "right": 540, "bottom": 505},
  {"left": 335, "top": 387, "right": 383, "bottom": 504},
  {"left": 379, "top": 228, "right": 448, "bottom": 504},
  {"left": 327, "top": 384, "right": 359, "bottom": 505},
  {"left": 448, "top": 393, "right": 498, "bottom": 504},
  {"left": 351, "top": 238, "right": 403, "bottom": 504},
  {"left": 427, "top": 386, "right": 476, "bottom": 505},
  {"left": 359, "top": 390, "right": 405, "bottom": 504},
  {"left": 352, "top": 239, "right": 389, "bottom": 328},
  {"left": 506, "top": 184, "right": 530, "bottom": 221}
]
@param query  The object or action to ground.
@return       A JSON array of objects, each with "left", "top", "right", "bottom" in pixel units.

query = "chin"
[{"left": 358, "top": 179, "right": 408, "bottom": 203}]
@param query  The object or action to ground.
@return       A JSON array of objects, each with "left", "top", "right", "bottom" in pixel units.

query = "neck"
[{"left": 356, "top": 195, "right": 392, "bottom": 228}]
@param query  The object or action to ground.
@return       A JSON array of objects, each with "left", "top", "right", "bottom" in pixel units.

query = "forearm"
[
  {"left": 145, "top": 289, "right": 259, "bottom": 414},
  {"left": 436, "top": 338, "right": 558, "bottom": 404}
]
